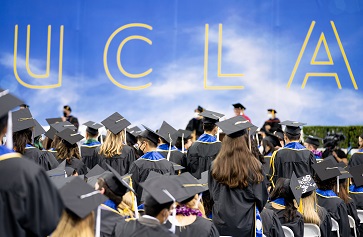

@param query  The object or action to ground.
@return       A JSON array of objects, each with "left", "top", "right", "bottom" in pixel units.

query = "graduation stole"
[
  {"left": 156, "top": 144, "right": 177, "bottom": 151},
  {"left": 271, "top": 198, "right": 285, "bottom": 206},
  {"left": 349, "top": 185, "right": 363, "bottom": 193},
  {"left": 197, "top": 133, "right": 217, "bottom": 143},
  {"left": 316, "top": 189, "right": 338, "bottom": 198},
  {"left": 140, "top": 151, "right": 165, "bottom": 161},
  {"left": 284, "top": 142, "right": 306, "bottom": 150},
  {"left": 255, "top": 204, "right": 263, "bottom": 237}
]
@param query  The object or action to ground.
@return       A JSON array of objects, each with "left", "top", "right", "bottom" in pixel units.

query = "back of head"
[
  {"left": 0, "top": 114, "right": 8, "bottom": 136},
  {"left": 203, "top": 123, "right": 216, "bottom": 133},
  {"left": 212, "top": 134, "right": 264, "bottom": 188},
  {"left": 301, "top": 191, "right": 320, "bottom": 226},
  {"left": 99, "top": 130, "right": 125, "bottom": 157},
  {"left": 56, "top": 140, "right": 81, "bottom": 160},
  {"left": 144, "top": 194, "right": 173, "bottom": 218},
  {"left": 51, "top": 210, "right": 95, "bottom": 237},
  {"left": 13, "top": 128, "right": 32, "bottom": 154}
]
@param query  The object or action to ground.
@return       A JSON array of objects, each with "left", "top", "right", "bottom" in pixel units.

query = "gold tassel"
[{"left": 298, "top": 198, "right": 303, "bottom": 214}]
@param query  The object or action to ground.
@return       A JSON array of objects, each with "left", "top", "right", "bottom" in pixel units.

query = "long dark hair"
[
  {"left": 262, "top": 139, "right": 276, "bottom": 156},
  {"left": 212, "top": 134, "right": 264, "bottom": 188},
  {"left": 56, "top": 140, "right": 81, "bottom": 161},
  {"left": 13, "top": 128, "right": 32, "bottom": 154},
  {"left": 270, "top": 178, "right": 297, "bottom": 222},
  {"left": 334, "top": 179, "right": 351, "bottom": 204},
  {"left": 247, "top": 136, "right": 265, "bottom": 164}
]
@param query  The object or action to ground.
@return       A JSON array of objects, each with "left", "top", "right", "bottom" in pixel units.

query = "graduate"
[
  {"left": 164, "top": 172, "right": 219, "bottom": 237},
  {"left": 269, "top": 120, "right": 316, "bottom": 187},
  {"left": 260, "top": 208, "right": 284, "bottom": 237},
  {"left": 262, "top": 133, "right": 280, "bottom": 156},
  {"left": 92, "top": 112, "right": 136, "bottom": 175},
  {"left": 173, "top": 129, "right": 193, "bottom": 153},
  {"left": 186, "top": 105, "right": 204, "bottom": 140},
  {"left": 56, "top": 128, "right": 88, "bottom": 175},
  {"left": 348, "top": 133, "right": 363, "bottom": 167},
  {"left": 126, "top": 126, "right": 143, "bottom": 159},
  {"left": 156, "top": 121, "right": 184, "bottom": 165},
  {"left": 12, "top": 108, "right": 59, "bottom": 170},
  {"left": 129, "top": 125, "right": 174, "bottom": 203},
  {"left": 186, "top": 110, "right": 224, "bottom": 179},
  {"left": 0, "top": 88, "right": 64, "bottom": 237},
  {"left": 46, "top": 120, "right": 77, "bottom": 159},
  {"left": 33, "top": 119, "right": 45, "bottom": 149},
  {"left": 112, "top": 175, "right": 178, "bottom": 237},
  {"left": 81, "top": 121, "right": 103, "bottom": 168},
  {"left": 313, "top": 159, "right": 350, "bottom": 237},
  {"left": 51, "top": 177, "right": 107, "bottom": 237},
  {"left": 266, "top": 176, "right": 304, "bottom": 237},
  {"left": 262, "top": 109, "right": 281, "bottom": 133},
  {"left": 304, "top": 135, "right": 323, "bottom": 159},
  {"left": 208, "top": 116, "right": 268, "bottom": 236},
  {"left": 62, "top": 105, "right": 79, "bottom": 131},
  {"left": 232, "top": 103, "right": 251, "bottom": 122},
  {"left": 349, "top": 164, "right": 363, "bottom": 236}
]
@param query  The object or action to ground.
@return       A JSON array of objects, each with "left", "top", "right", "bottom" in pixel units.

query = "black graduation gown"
[
  {"left": 350, "top": 191, "right": 363, "bottom": 209},
  {"left": 265, "top": 203, "right": 304, "bottom": 237},
  {"left": 262, "top": 118, "right": 281, "bottom": 133},
  {"left": 260, "top": 208, "right": 284, "bottom": 237},
  {"left": 317, "top": 206, "right": 332, "bottom": 237},
  {"left": 81, "top": 144, "right": 101, "bottom": 169},
  {"left": 208, "top": 169, "right": 269, "bottom": 237},
  {"left": 58, "top": 157, "right": 88, "bottom": 175},
  {"left": 48, "top": 148, "right": 58, "bottom": 159},
  {"left": 346, "top": 199, "right": 361, "bottom": 237},
  {"left": 23, "top": 146, "right": 59, "bottom": 170},
  {"left": 158, "top": 149, "right": 185, "bottom": 166},
  {"left": 186, "top": 141, "right": 221, "bottom": 179},
  {"left": 93, "top": 145, "right": 136, "bottom": 176},
  {"left": 129, "top": 154, "right": 175, "bottom": 203},
  {"left": 186, "top": 118, "right": 204, "bottom": 138},
  {"left": 269, "top": 146, "right": 315, "bottom": 186},
  {"left": 317, "top": 194, "right": 350, "bottom": 237},
  {"left": 112, "top": 216, "right": 177, "bottom": 237},
  {"left": 98, "top": 205, "right": 125, "bottom": 237},
  {"left": 164, "top": 216, "right": 219, "bottom": 237},
  {"left": 0, "top": 153, "right": 64, "bottom": 237},
  {"left": 349, "top": 152, "right": 363, "bottom": 167}
]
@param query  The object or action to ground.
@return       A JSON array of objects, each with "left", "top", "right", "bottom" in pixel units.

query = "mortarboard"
[
  {"left": 172, "top": 129, "right": 192, "bottom": 141},
  {"left": 323, "top": 156, "right": 346, "bottom": 168},
  {"left": 65, "top": 167, "right": 76, "bottom": 177},
  {"left": 199, "top": 110, "right": 224, "bottom": 124},
  {"left": 51, "top": 121, "right": 77, "bottom": 133},
  {"left": 56, "top": 128, "right": 84, "bottom": 145},
  {"left": 157, "top": 121, "right": 177, "bottom": 144},
  {"left": 85, "top": 164, "right": 106, "bottom": 179},
  {"left": 279, "top": 120, "right": 306, "bottom": 136},
  {"left": 173, "top": 172, "right": 208, "bottom": 203},
  {"left": 83, "top": 121, "right": 103, "bottom": 136},
  {"left": 196, "top": 105, "right": 204, "bottom": 113},
  {"left": 273, "top": 128, "right": 284, "bottom": 140},
  {"left": 33, "top": 119, "right": 46, "bottom": 137},
  {"left": 289, "top": 172, "right": 303, "bottom": 204},
  {"left": 267, "top": 109, "right": 277, "bottom": 114},
  {"left": 101, "top": 112, "right": 130, "bottom": 135},
  {"left": 0, "top": 88, "right": 24, "bottom": 117},
  {"left": 338, "top": 167, "right": 352, "bottom": 180},
  {"left": 60, "top": 177, "right": 107, "bottom": 219},
  {"left": 171, "top": 162, "right": 185, "bottom": 172},
  {"left": 216, "top": 116, "right": 254, "bottom": 138},
  {"left": 51, "top": 176, "right": 79, "bottom": 190},
  {"left": 140, "top": 175, "right": 179, "bottom": 206},
  {"left": 297, "top": 174, "right": 317, "bottom": 197},
  {"left": 46, "top": 117, "right": 63, "bottom": 125},
  {"left": 12, "top": 108, "right": 35, "bottom": 133},
  {"left": 126, "top": 126, "right": 142, "bottom": 145},
  {"left": 348, "top": 164, "right": 363, "bottom": 187},
  {"left": 46, "top": 160, "right": 67, "bottom": 178},
  {"left": 305, "top": 135, "right": 321, "bottom": 147},
  {"left": 102, "top": 164, "right": 135, "bottom": 196},
  {"left": 312, "top": 159, "right": 341, "bottom": 181},
  {"left": 44, "top": 127, "right": 57, "bottom": 139},
  {"left": 199, "top": 171, "right": 209, "bottom": 189},
  {"left": 139, "top": 125, "right": 159, "bottom": 145},
  {"left": 232, "top": 103, "right": 246, "bottom": 110}
]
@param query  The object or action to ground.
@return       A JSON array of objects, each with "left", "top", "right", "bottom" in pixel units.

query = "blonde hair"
[
  {"left": 51, "top": 211, "right": 95, "bottom": 237},
  {"left": 99, "top": 130, "right": 125, "bottom": 157},
  {"left": 118, "top": 191, "right": 135, "bottom": 218},
  {"left": 178, "top": 194, "right": 206, "bottom": 218},
  {"left": 301, "top": 192, "right": 320, "bottom": 226}
]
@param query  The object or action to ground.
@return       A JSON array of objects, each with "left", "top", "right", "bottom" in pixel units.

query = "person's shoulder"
[{"left": 0, "top": 154, "right": 44, "bottom": 177}]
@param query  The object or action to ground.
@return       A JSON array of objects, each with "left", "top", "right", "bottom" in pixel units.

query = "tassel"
[
  {"left": 6, "top": 111, "right": 13, "bottom": 150},
  {"left": 124, "top": 128, "right": 127, "bottom": 145},
  {"left": 248, "top": 128, "right": 252, "bottom": 151},
  {"left": 298, "top": 198, "right": 304, "bottom": 214},
  {"left": 195, "top": 193, "right": 203, "bottom": 208},
  {"left": 181, "top": 132, "right": 185, "bottom": 153},
  {"left": 166, "top": 133, "right": 172, "bottom": 161},
  {"left": 337, "top": 176, "right": 339, "bottom": 193},
  {"left": 162, "top": 189, "right": 176, "bottom": 234},
  {"left": 100, "top": 132, "right": 104, "bottom": 144},
  {"left": 216, "top": 128, "right": 220, "bottom": 141},
  {"left": 95, "top": 205, "right": 101, "bottom": 237}
]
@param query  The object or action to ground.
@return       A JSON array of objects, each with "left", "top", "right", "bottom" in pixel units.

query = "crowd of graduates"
[{"left": 1, "top": 88, "right": 363, "bottom": 237}]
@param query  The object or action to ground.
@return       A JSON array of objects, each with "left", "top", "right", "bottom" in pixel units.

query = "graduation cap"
[
  {"left": 139, "top": 125, "right": 159, "bottom": 145},
  {"left": 126, "top": 126, "right": 142, "bottom": 145},
  {"left": 297, "top": 174, "right": 317, "bottom": 197},
  {"left": 312, "top": 159, "right": 341, "bottom": 181},
  {"left": 216, "top": 116, "right": 254, "bottom": 138},
  {"left": 199, "top": 110, "right": 224, "bottom": 124},
  {"left": 264, "top": 134, "right": 281, "bottom": 147},
  {"left": 12, "top": 108, "right": 35, "bottom": 133},
  {"left": 44, "top": 127, "right": 57, "bottom": 139},
  {"left": 305, "top": 135, "right": 321, "bottom": 147},
  {"left": 85, "top": 165, "right": 106, "bottom": 179},
  {"left": 158, "top": 121, "right": 177, "bottom": 144},
  {"left": 51, "top": 121, "right": 77, "bottom": 133},
  {"left": 338, "top": 167, "right": 352, "bottom": 180},
  {"left": 273, "top": 128, "right": 284, "bottom": 140},
  {"left": 290, "top": 172, "right": 303, "bottom": 204},
  {"left": 51, "top": 176, "right": 79, "bottom": 189},
  {"left": 196, "top": 105, "right": 204, "bottom": 113},
  {"left": 199, "top": 171, "right": 209, "bottom": 189},
  {"left": 268, "top": 109, "right": 277, "bottom": 114},
  {"left": 101, "top": 112, "right": 130, "bottom": 135},
  {"left": 60, "top": 177, "right": 107, "bottom": 219},
  {"left": 171, "top": 129, "right": 192, "bottom": 152},
  {"left": 323, "top": 156, "right": 346, "bottom": 168},
  {"left": 46, "top": 160, "right": 67, "bottom": 178},
  {"left": 349, "top": 164, "right": 363, "bottom": 187},
  {"left": 33, "top": 119, "right": 45, "bottom": 137},
  {"left": 174, "top": 172, "right": 208, "bottom": 202},
  {"left": 102, "top": 164, "right": 135, "bottom": 196},
  {"left": 279, "top": 120, "right": 306, "bottom": 136},
  {"left": 171, "top": 162, "right": 185, "bottom": 173},
  {"left": 65, "top": 167, "right": 76, "bottom": 177},
  {"left": 0, "top": 88, "right": 24, "bottom": 117},
  {"left": 57, "top": 128, "right": 84, "bottom": 145},
  {"left": 140, "top": 175, "right": 178, "bottom": 205},
  {"left": 83, "top": 121, "right": 103, "bottom": 136},
  {"left": 232, "top": 103, "right": 246, "bottom": 110},
  {"left": 46, "top": 117, "right": 63, "bottom": 125}
]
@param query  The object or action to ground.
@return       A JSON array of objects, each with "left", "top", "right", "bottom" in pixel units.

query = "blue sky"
[{"left": 1, "top": 0, "right": 363, "bottom": 133}]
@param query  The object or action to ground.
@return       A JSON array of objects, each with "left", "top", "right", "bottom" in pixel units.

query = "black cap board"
[
  {"left": 297, "top": 174, "right": 317, "bottom": 195},
  {"left": 85, "top": 164, "right": 106, "bottom": 179},
  {"left": 60, "top": 177, "right": 107, "bottom": 219},
  {"left": 312, "top": 159, "right": 341, "bottom": 181},
  {"left": 305, "top": 135, "right": 321, "bottom": 147},
  {"left": 140, "top": 175, "right": 179, "bottom": 205},
  {"left": 268, "top": 109, "right": 277, "bottom": 114},
  {"left": 101, "top": 112, "right": 130, "bottom": 135},
  {"left": 199, "top": 110, "right": 224, "bottom": 124},
  {"left": 171, "top": 162, "right": 185, "bottom": 171},
  {"left": 349, "top": 164, "right": 363, "bottom": 187},
  {"left": 289, "top": 172, "right": 303, "bottom": 204},
  {"left": 57, "top": 128, "right": 84, "bottom": 145},
  {"left": 196, "top": 105, "right": 204, "bottom": 113},
  {"left": 44, "top": 127, "right": 57, "bottom": 139},
  {"left": 273, "top": 128, "right": 284, "bottom": 140},
  {"left": 83, "top": 121, "right": 103, "bottom": 136},
  {"left": 33, "top": 119, "right": 46, "bottom": 137},
  {"left": 173, "top": 172, "right": 208, "bottom": 202},
  {"left": 12, "top": 108, "right": 35, "bottom": 133},
  {"left": 139, "top": 125, "right": 159, "bottom": 145},
  {"left": 280, "top": 120, "right": 306, "bottom": 136},
  {"left": 46, "top": 117, "right": 63, "bottom": 125},
  {"left": 51, "top": 121, "right": 77, "bottom": 133},
  {"left": 199, "top": 171, "right": 209, "bottom": 190},
  {"left": 232, "top": 103, "right": 246, "bottom": 110},
  {"left": 102, "top": 164, "right": 135, "bottom": 196},
  {"left": 65, "top": 167, "right": 76, "bottom": 177},
  {"left": 323, "top": 156, "right": 346, "bottom": 168},
  {"left": 46, "top": 160, "right": 66, "bottom": 178},
  {"left": 50, "top": 176, "right": 79, "bottom": 190},
  {"left": 158, "top": 121, "right": 177, "bottom": 144},
  {"left": 0, "top": 88, "right": 24, "bottom": 117},
  {"left": 126, "top": 126, "right": 142, "bottom": 145},
  {"left": 338, "top": 167, "right": 352, "bottom": 180},
  {"left": 216, "top": 116, "right": 254, "bottom": 138}
]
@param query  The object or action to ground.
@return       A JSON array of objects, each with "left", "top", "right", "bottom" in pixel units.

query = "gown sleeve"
[
  {"left": 318, "top": 207, "right": 332, "bottom": 237},
  {"left": 337, "top": 202, "right": 350, "bottom": 237},
  {"left": 252, "top": 173, "right": 269, "bottom": 211},
  {"left": 209, "top": 222, "right": 220, "bottom": 237}
]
